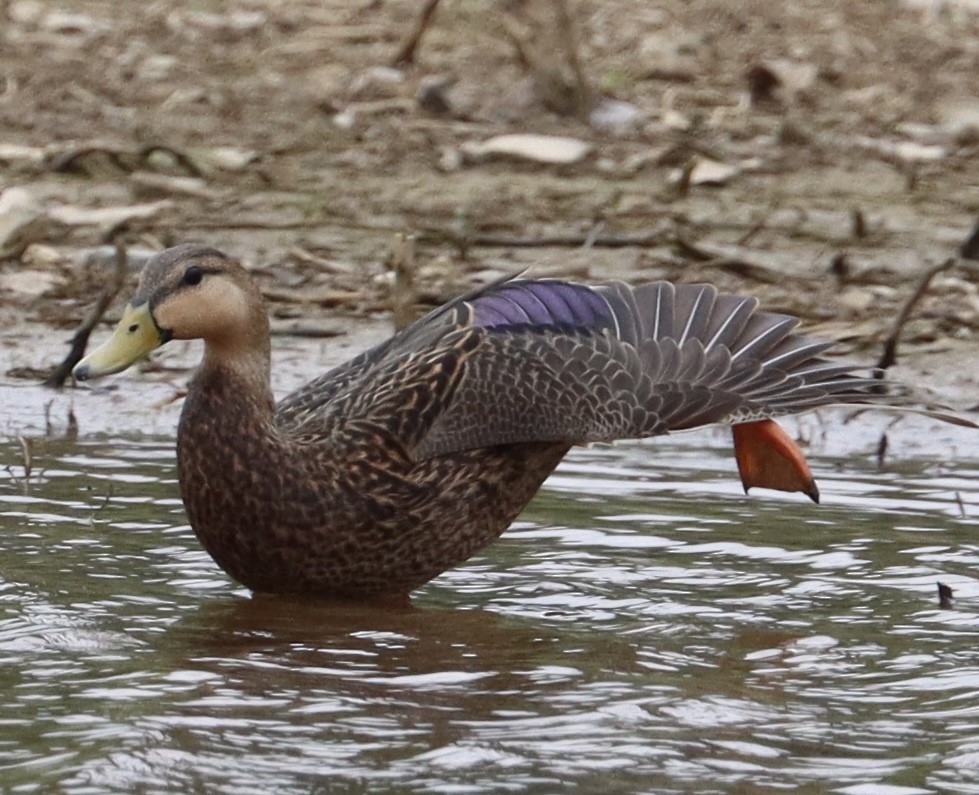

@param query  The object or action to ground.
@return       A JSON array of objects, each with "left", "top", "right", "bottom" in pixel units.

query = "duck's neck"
[
  {"left": 201, "top": 343, "right": 273, "bottom": 409},
  {"left": 180, "top": 343, "right": 276, "bottom": 448}
]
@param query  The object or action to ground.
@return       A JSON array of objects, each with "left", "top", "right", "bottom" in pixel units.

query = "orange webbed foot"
[{"left": 732, "top": 419, "right": 819, "bottom": 503}]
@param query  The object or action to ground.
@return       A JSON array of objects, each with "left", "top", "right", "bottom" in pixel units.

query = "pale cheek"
[{"left": 155, "top": 283, "right": 252, "bottom": 342}]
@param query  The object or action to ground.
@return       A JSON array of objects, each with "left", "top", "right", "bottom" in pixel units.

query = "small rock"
[
  {"left": 438, "top": 147, "right": 464, "bottom": 172},
  {"left": 8, "top": 0, "right": 44, "bottom": 26},
  {"left": 660, "top": 89, "right": 691, "bottom": 131},
  {"left": 589, "top": 97, "right": 641, "bottom": 136},
  {"left": 305, "top": 64, "right": 351, "bottom": 109},
  {"left": 417, "top": 75, "right": 455, "bottom": 115},
  {"left": 746, "top": 59, "right": 819, "bottom": 106},
  {"left": 939, "top": 99, "right": 979, "bottom": 145},
  {"left": 48, "top": 200, "right": 171, "bottom": 232},
  {"left": 460, "top": 134, "right": 592, "bottom": 166},
  {"left": 778, "top": 117, "right": 812, "bottom": 146},
  {"left": 661, "top": 108, "right": 691, "bottom": 131},
  {"left": 348, "top": 66, "right": 405, "bottom": 101},
  {"left": 129, "top": 172, "right": 223, "bottom": 200},
  {"left": 638, "top": 30, "right": 701, "bottom": 81},
  {"left": 186, "top": 146, "right": 259, "bottom": 173},
  {"left": 0, "top": 187, "right": 48, "bottom": 260},
  {"left": 0, "top": 269, "right": 60, "bottom": 297},
  {"left": 138, "top": 54, "right": 179, "bottom": 82},
  {"left": 333, "top": 108, "right": 358, "bottom": 130},
  {"left": 837, "top": 287, "right": 875, "bottom": 314},
  {"left": 173, "top": 9, "right": 266, "bottom": 35},
  {"left": 21, "top": 243, "right": 62, "bottom": 268},
  {"left": 893, "top": 141, "right": 946, "bottom": 163},
  {"left": 855, "top": 136, "right": 946, "bottom": 163},
  {"left": 488, "top": 76, "right": 539, "bottom": 123},
  {"left": 959, "top": 221, "right": 979, "bottom": 261},
  {"left": 895, "top": 121, "right": 945, "bottom": 144},
  {"left": 41, "top": 10, "right": 102, "bottom": 34},
  {"left": 0, "top": 143, "right": 46, "bottom": 167},
  {"left": 683, "top": 157, "right": 740, "bottom": 186}
]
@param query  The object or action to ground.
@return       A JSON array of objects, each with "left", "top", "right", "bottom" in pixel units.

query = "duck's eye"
[{"left": 183, "top": 266, "right": 204, "bottom": 286}]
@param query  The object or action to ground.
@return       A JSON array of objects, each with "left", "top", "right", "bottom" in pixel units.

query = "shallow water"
[{"left": 2, "top": 423, "right": 979, "bottom": 794}]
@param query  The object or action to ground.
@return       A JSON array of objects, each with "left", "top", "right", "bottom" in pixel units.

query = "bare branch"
[
  {"left": 45, "top": 244, "right": 129, "bottom": 389},
  {"left": 876, "top": 258, "right": 956, "bottom": 373}
]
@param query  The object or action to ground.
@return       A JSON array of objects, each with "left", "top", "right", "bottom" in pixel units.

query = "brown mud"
[{"left": 0, "top": 0, "right": 977, "bottom": 437}]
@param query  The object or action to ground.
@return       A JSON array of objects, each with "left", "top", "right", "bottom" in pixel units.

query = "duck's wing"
[
  {"left": 411, "top": 280, "right": 895, "bottom": 458},
  {"left": 282, "top": 278, "right": 911, "bottom": 456}
]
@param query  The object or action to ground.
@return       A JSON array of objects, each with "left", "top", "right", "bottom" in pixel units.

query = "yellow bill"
[{"left": 73, "top": 303, "right": 165, "bottom": 381}]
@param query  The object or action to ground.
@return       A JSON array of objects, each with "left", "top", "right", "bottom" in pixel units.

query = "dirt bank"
[{"left": 1, "top": 0, "right": 977, "bottom": 436}]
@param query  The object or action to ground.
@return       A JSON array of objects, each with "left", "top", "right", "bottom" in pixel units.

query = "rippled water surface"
[{"left": 3, "top": 423, "right": 979, "bottom": 794}]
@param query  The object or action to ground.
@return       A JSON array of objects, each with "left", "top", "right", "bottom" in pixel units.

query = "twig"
[
  {"left": 48, "top": 142, "right": 203, "bottom": 177},
  {"left": 673, "top": 157, "right": 695, "bottom": 198},
  {"left": 502, "top": 0, "right": 592, "bottom": 118},
  {"left": 18, "top": 436, "right": 32, "bottom": 482},
  {"left": 390, "top": 231, "right": 418, "bottom": 331},
  {"left": 552, "top": 0, "right": 592, "bottom": 119},
  {"left": 390, "top": 0, "right": 442, "bottom": 68},
  {"left": 582, "top": 221, "right": 607, "bottom": 249},
  {"left": 735, "top": 213, "right": 769, "bottom": 246},
  {"left": 4, "top": 436, "right": 35, "bottom": 495},
  {"left": 851, "top": 208, "right": 866, "bottom": 239},
  {"left": 959, "top": 219, "right": 979, "bottom": 261},
  {"left": 876, "top": 257, "right": 956, "bottom": 373},
  {"left": 45, "top": 245, "right": 129, "bottom": 388}
]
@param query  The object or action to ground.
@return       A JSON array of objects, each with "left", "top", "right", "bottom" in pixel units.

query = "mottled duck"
[{"left": 72, "top": 244, "right": 965, "bottom": 598}]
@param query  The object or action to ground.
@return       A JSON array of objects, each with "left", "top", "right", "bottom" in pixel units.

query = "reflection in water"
[{"left": 1, "top": 430, "right": 978, "bottom": 793}]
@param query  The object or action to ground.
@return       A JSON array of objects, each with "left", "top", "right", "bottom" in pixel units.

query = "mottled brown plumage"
[{"left": 72, "top": 244, "right": 929, "bottom": 598}]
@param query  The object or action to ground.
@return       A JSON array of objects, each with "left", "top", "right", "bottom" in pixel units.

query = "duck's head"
[{"left": 73, "top": 244, "right": 269, "bottom": 381}]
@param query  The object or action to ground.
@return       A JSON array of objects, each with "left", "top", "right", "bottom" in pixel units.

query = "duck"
[{"left": 70, "top": 243, "right": 945, "bottom": 598}]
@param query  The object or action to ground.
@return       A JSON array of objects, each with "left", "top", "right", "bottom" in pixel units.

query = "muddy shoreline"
[{"left": 1, "top": 0, "right": 977, "bottom": 443}]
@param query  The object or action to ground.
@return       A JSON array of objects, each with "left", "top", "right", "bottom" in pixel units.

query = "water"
[{"left": 2, "top": 424, "right": 979, "bottom": 794}]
